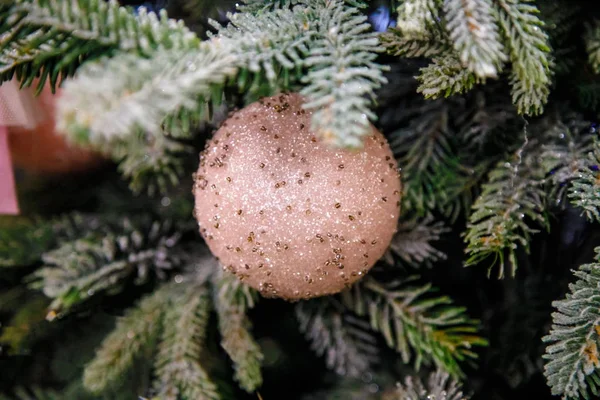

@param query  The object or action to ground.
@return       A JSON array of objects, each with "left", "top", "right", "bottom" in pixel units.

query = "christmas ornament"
[
  {"left": 8, "top": 83, "right": 105, "bottom": 176},
  {"left": 193, "top": 93, "right": 401, "bottom": 300}
]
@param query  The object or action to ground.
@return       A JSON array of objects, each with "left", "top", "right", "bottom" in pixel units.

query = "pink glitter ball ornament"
[{"left": 193, "top": 93, "right": 401, "bottom": 300}]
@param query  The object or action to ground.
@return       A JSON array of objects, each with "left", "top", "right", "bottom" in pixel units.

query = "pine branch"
[
  {"left": 0, "top": 388, "right": 64, "bottom": 400},
  {"left": 113, "top": 131, "right": 193, "bottom": 196},
  {"left": 300, "top": 0, "right": 388, "bottom": 148},
  {"left": 494, "top": 0, "right": 551, "bottom": 115},
  {"left": 31, "top": 217, "right": 182, "bottom": 313},
  {"left": 153, "top": 284, "right": 220, "bottom": 400},
  {"left": 83, "top": 284, "right": 170, "bottom": 394},
  {"left": 295, "top": 298, "right": 379, "bottom": 377},
  {"left": 0, "top": 213, "right": 110, "bottom": 268},
  {"left": 585, "top": 20, "right": 600, "bottom": 74},
  {"left": 341, "top": 276, "right": 487, "bottom": 377},
  {"left": 538, "top": 115, "right": 595, "bottom": 206},
  {"left": 395, "top": 0, "right": 441, "bottom": 35},
  {"left": 569, "top": 139, "right": 600, "bottom": 223},
  {"left": 389, "top": 97, "right": 484, "bottom": 218},
  {"left": 0, "top": 0, "right": 200, "bottom": 92},
  {"left": 416, "top": 54, "right": 480, "bottom": 99},
  {"left": 464, "top": 143, "right": 548, "bottom": 277},
  {"left": 443, "top": 0, "right": 506, "bottom": 79},
  {"left": 381, "top": 26, "right": 450, "bottom": 58},
  {"left": 390, "top": 215, "right": 449, "bottom": 267},
  {"left": 57, "top": 48, "right": 235, "bottom": 146},
  {"left": 543, "top": 247, "right": 600, "bottom": 400},
  {"left": 388, "top": 369, "right": 468, "bottom": 400},
  {"left": 57, "top": 5, "right": 306, "bottom": 146},
  {"left": 212, "top": 270, "right": 263, "bottom": 393}
]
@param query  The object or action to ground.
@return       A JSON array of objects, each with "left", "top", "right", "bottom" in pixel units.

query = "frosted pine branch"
[
  {"left": 212, "top": 270, "right": 263, "bottom": 392},
  {"left": 391, "top": 215, "right": 449, "bottom": 266},
  {"left": 494, "top": 0, "right": 551, "bottom": 115},
  {"left": 396, "top": 0, "right": 440, "bottom": 35},
  {"left": 543, "top": 247, "right": 600, "bottom": 400},
  {"left": 295, "top": 299, "right": 379, "bottom": 377},
  {"left": 443, "top": 0, "right": 506, "bottom": 78},
  {"left": 300, "top": 0, "right": 387, "bottom": 148},
  {"left": 83, "top": 285, "right": 169, "bottom": 393},
  {"left": 0, "top": 0, "right": 199, "bottom": 91},
  {"left": 569, "top": 140, "right": 600, "bottom": 222},
  {"left": 153, "top": 285, "right": 220, "bottom": 400},
  {"left": 390, "top": 369, "right": 469, "bottom": 400},
  {"left": 464, "top": 153, "right": 547, "bottom": 278},
  {"left": 31, "top": 218, "right": 181, "bottom": 313},
  {"left": 417, "top": 54, "right": 479, "bottom": 99},
  {"left": 381, "top": 27, "right": 449, "bottom": 58}
]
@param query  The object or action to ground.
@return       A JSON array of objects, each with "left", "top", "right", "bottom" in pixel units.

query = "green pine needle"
[
  {"left": 83, "top": 284, "right": 169, "bottom": 394},
  {"left": 341, "top": 276, "right": 487, "bottom": 378},
  {"left": 212, "top": 270, "right": 263, "bottom": 393},
  {"left": 153, "top": 284, "right": 220, "bottom": 400}
]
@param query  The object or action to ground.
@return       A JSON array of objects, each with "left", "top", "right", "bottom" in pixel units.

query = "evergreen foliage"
[
  {"left": 295, "top": 298, "right": 379, "bottom": 377},
  {"left": 341, "top": 276, "right": 487, "bottom": 377},
  {"left": 212, "top": 270, "right": 263, "bottom": 393},
  {"left": 543, "top": 248, "right": 600, "bottom": 400},
  {"left": 386, "top": 369, "right": 468, "bottom": 400},
  {"left": 2, "top": 0, "right": 600, "bottom": 399}
]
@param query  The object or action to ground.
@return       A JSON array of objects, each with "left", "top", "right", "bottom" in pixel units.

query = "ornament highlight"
[{"left": 193, "top": 93, "right": 401, "bottom": 300}]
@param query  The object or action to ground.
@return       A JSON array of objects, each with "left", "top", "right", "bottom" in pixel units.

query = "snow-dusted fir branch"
[
  {"left": 390, "top": 369, "right": 469, "bottom": 400},
  {"left": 543, "top": 247, "right": 600, "bottom": 400},
  {"left": 569, "top": 139, "right": 600, "bottom": 222},
  {"left": 295, "top": 298, "right": 379, "bottom": 377},
  {"left": 396, "top": 0, "right": 440, "bottom": 35},
  {"left": 464, "top": 152, "right": 547, "bottom": 278},
  {"left": 153, "top": 285, "right": 220, "bottom": 400},
  {"left": 585, "top": 20, "right": 600, "bottom": 74},
  {"left": 212, "top": 270, "right": 263, "bottom": 392},
  {"left": 341, "top": 276, "right": 487, "bottom": 377},
  {"left": 300, "top": 0, "right": 387, "bottom": 148},
  {"left": 31, "top": 218, "right": 182, "bottom": 314},
  {"left": 57, "top": 48, "right": 236, "bottom": 146},
  {"left": 83, "top": 284, "right": 169, "bottom": 393},
  {"left": 381, "top": 26, "right": 449, "bottom": 58},
  {"left": 390, "top": 215, "right": 449, "bottom": 267},
  {"left": 0, "top": 0, "right": 199, "bottom": 90},
  {"left": 416, "top": 54, "right": 479, "bottom": 99},
  {"left": 443, "top": 0, "right": 506, "bottom": 79},
  {"left": 114, "top": 131, "right": 192, "bottom": 195},
  {"left": 494, "top": 0, "right": 551, "bottom": 115},
  {"left": 538, "top": 115, "right": 595, "bottom": 206}
]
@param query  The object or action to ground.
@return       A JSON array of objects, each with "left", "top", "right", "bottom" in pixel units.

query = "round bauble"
[
  {"left": 8, "top": 84, "right": 105, "bottom": 175},
  {"left": 193, "top": 93, "right": 401, "bottom": 300}
]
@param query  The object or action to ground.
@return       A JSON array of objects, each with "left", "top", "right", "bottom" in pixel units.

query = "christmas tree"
[{"left": 1, "top": 0, "right": 600, "bottom": 399}]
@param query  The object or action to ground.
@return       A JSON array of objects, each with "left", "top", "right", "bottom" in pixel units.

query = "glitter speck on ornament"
[{"left": 193, "top": 93, "right": 401, "bottom": 300}]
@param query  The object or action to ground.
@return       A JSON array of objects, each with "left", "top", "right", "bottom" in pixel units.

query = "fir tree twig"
[
  {"left": 212, "top": 270, "right": 263, "bottom": 393},
  {"left": 543, "top": 247, "right": 600, "bottom": 400},
  {"left": 443, "top": 0, "right": 506, "bottom": 79},
  {"left": 341, "top": 276, "right": 487, "bottom": 377},
  {"left": 153, "top": 284, "right": 220, "bottom": 400},
  {"left": 295, "top": 298, "right": 379, "bottom": 377},
  {"left": 83, "top": 284, "right": 170, "bottom": 393},
  {"left": 494, "top": 0, "right": 551, "bottom": 115}
]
